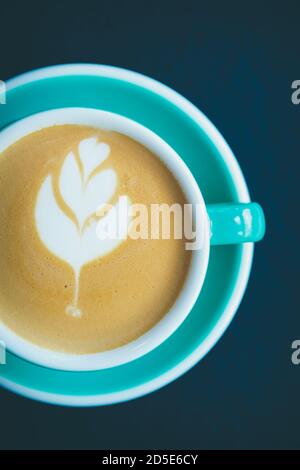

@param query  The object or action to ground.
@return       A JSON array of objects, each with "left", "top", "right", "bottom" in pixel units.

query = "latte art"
[
  {"left": 35, "top": 137, "right": 131, "bottom": 317},
  {"left": 0, "top": 125, "right": 191, "bottom": 353}
]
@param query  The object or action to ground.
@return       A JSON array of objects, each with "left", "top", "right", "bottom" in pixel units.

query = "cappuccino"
[{"left": 0, "top": 125, "right": 191, "bottom": 353}]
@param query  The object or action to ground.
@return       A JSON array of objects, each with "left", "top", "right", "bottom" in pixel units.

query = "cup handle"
[{"left": 206, "top": 203, "right": 265, "bottom": 245}]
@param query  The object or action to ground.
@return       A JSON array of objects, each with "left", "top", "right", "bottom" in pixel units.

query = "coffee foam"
[{"left": 0, "top": 125, "right": 191, "bottom": 353}]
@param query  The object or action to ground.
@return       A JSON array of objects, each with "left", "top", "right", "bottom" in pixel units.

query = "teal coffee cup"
[
  {"left": 0, "top": 106, "right": 265, "bottom": 371},
  {"left": 0, "top": 65, "right": 265, "bottom": 405}
]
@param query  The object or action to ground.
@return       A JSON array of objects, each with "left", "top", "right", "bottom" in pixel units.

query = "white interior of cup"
[{"left": 0, "top": 108, "right": 210, "bottom": 371}]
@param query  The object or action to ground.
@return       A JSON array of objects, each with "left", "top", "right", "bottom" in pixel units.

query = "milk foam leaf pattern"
[
  {"left": 35, "top": 175, "right": 81, "bottom": 270},
  {"left": 35, "top": 137, "right": 130, "bottom": 318},
  {"left": 59, "top": 152, "right": 117, "bottom": 227},
  {"left": 81, "top": 169, "right": 116, "bottom": 226},
  {"left": 59, "top": 151, "right": 82, "bottom": 223},
  {"left": 82, "top": 195, "right": 131, "bottom": 265},
  {"left": 78, "top": 137, "right": 110, "bottom": 182}
]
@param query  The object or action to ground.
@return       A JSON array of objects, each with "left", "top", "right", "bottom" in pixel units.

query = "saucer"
[{"left": 0, "top": 65, "right": 253, "bottom": 406}]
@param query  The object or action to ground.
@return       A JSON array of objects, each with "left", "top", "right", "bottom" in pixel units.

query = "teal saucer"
[{"left": 0, "top": 65, "right": 253, "bottom": 406}]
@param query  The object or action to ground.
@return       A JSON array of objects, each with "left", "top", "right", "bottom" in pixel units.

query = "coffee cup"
[{"left": 0, "top": 107, "right": 265, "bottom": 371}]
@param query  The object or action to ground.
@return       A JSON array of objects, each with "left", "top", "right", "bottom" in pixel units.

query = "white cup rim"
[{"left": 0, "top": 107, "right": 210, "bottom": 371}]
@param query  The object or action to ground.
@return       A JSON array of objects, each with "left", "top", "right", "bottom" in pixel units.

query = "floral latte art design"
[{"left": 35, "top": 137, "right": 130, "bottom": 318}]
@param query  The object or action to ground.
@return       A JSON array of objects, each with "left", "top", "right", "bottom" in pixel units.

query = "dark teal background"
[{"left": 0, "top": 0, "right": 299, "bottom": 450}]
